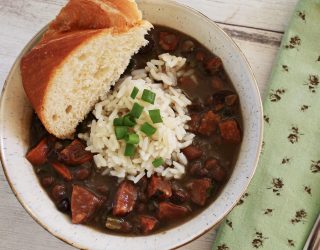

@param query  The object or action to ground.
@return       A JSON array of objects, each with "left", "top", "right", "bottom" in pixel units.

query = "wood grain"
[
  {"left": 176, "top": 0, "right": 298, "bottom": 32},
  {"left": 0, "top": 0, "right": 291, "bottom": 249}
]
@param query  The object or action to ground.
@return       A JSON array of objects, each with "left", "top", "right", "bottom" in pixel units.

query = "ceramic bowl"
[{"left": 0, "top": 0, "right": 263, "bottom": 249}]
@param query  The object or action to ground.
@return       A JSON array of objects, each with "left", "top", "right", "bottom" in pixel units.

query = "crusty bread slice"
[{"left": 21, "top": 0, "right": 153, "bottom": 139}]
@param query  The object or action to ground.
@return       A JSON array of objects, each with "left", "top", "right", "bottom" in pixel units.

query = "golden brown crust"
[
  {"left": 20, "top": 0, "right": 145, "bottom": 137},
  {"left": 42, "top": 0, "right": 141, "bottom": 42}
]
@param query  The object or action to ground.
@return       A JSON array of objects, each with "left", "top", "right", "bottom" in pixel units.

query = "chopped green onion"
[
  {"left": 125, "top": 133, "right": 139, "bottom": 144},
  {"left": 130, "top": 103, "right": 144, "bottom": 119},
  {"left": 140, "top": 122, "right": 156, "bottom": 137},
  {"left": 123, "top": 115, "right": 136, "bottom": 127},
  {"left": 152, "top": 157, "right": 164, "bottom": 167},
  {"left": 113, "top": 117, "right": 123, "bottom": 126},
  {"left": 149, "top": 109, "right": 163, "bottom": 124},
  {"left": 130, "top": 87, "right": 139, "bottom": 99},
  {"left": 141, "top": 89, "right": 156, "bottom": 104},
  {"left": 124, "top": 144, "right": 136, "bottom": 157},
  {"left": 115, "top": 126, "right": 128, "bottom": 140}
]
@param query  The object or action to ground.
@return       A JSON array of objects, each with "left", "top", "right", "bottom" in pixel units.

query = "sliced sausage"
[
  {"left": 181, "top": 40, "right": 195, "bottom": 53},
  {"left": 71, "top": 185, "right": 104, "bottom": 224},
  {"left": 198, "top": 111, "right": 221, "bottom": 136},
  {"left": 60, "top": 139, "right": 93, "bottom": 165},
  {"left": 157, "top": 202, "right": 189, "bottom": 220},
  {"left": 113, "top": 180, "right": 137, "bottom": 216},
  {"left": 219, "top": 119, "right": 241, "bottom": 144},
  {"left": 52, "top": 162, "right": 73, "bottom": 181},
  {"left": 26, "top": 138, "right": 49, "bottom": 165},
  {"left": 159, "top": 32, "right": 179, "bottom": 51},
  {"left": 139, "top": 215, "right": 159, "bottom": 234},
  {"left": 147, "top": 175, "right": 172, "bottom": 199},
  {"left": 182, "top": 145, "right": 203, "bottom": 161},
  {"left": 187, "top": 178, "right": 212, "bottom": 206}
]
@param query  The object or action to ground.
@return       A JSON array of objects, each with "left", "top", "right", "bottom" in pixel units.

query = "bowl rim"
[{"left": 0, "top": 0, "right": 263, "bottom": 249}]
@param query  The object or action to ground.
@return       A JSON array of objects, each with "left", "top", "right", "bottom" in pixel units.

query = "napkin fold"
[{"left": 212, "top": 0, "right": 320, "bottom": 249}]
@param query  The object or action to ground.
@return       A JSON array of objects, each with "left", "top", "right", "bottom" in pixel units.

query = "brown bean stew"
[{"left": 27, "top": 25, "right": 242, "bottom": 235}]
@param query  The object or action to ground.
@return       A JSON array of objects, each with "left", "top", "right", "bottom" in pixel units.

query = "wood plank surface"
[
  {"left": 0, "top": 0, "right": 293, "bottom": 249},
  {"left": 176, "top": 0, "right": 298, "bottom": 32}
]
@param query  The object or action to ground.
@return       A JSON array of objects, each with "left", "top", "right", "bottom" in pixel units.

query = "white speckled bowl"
[{"left": 0, "top": 0, "right": 263, "bottom": 249}]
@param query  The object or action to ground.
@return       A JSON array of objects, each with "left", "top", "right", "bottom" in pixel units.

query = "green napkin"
[{"left": 212, "top": 0, "right": 320, "bottom": 249}]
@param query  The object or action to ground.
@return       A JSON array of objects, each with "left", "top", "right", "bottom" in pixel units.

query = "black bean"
[
  {"left": 57, "top": 198, "right": 70, "bottom": 213},
  {"left": 73, "top": 167, "right": 91, "bottom": 180},
  {"left": 51, "top": 184, "right": 67, "bottom": 202},
  {"left": 181, "top": 40, "right": 195, "bottom": 53}
]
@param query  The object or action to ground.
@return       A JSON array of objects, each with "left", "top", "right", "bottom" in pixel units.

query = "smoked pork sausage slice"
[
  {"left": 26, "top": 138, "right": 49, "bottom": 165},
  {"left": 113, "top": 180, "right": 137, "bottom": 216},
  {"left": 52, "top": 162, "right": 73, "bottom": 181},
  {"left": 147, "top": 175, "right": 172, "bottom": 199},
  {"left": 60, "top": 139, "right": 93, "bottom": 165},
  {"left": 198, "top": 111, "right": 221, "bottom": 136},
  {"left": 187, "top": 178, "right": 212, "bottom": 206},
  {"left": 182, "top": 145, "right": 203, "bottom": 161},
  {"left": 157, "top": 202, "right": 189, "bottom": 220},
  {"left": 71, "top": 185, "right": 104, "bottom": 224},
  {"left": 219, "top": 119, "right": 241, "bottom": 144}
]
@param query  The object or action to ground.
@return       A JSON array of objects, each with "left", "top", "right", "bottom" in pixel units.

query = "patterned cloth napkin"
[{"left": 212, "top": 0, "right": 320, "bottom": 249}]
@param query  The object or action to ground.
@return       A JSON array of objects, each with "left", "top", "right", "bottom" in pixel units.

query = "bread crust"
[
  {"left": 42, "top": 0, "right": 142, "bottom": 42},
  {"left": 20, "top": 0, "right": 148, "bottom": 138},
  {"left": 21, "top": 29, "right": 104, "bottom": 124}
]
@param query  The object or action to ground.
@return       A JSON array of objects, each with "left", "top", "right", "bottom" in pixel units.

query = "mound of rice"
[{"left": 79, "top": 53, "right": 195, "bottom": 183}]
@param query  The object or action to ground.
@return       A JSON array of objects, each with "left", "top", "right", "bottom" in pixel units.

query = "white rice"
[{"left": 79, "top": 54, "right": 193, "bottom": 183}]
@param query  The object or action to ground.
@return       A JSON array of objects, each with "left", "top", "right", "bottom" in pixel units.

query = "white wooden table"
[{"left": 0, "top": 0, "right": 298, "bottom": 249}]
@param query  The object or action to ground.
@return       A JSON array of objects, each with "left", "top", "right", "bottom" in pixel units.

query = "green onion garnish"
[
  {"left": 123, "top": 115, "right": 136, "bottom": 127},
  {"left": 149, "top": 109, "right": 163, "bottom": 124},
  {"left": 140, "top": 122, "right": 156, "bottom": 137},
  {"left": 130, "top": 87, "right": 139, "bottom": 99},
  {"left": 141, "top": 89, "right": 156, "bottom": 104},
  {"left": 130, "top": 103, "right": 144, "bottom": 119},
  {"left": 124, "top": 144, "right": 136, "bottom": 157},
  {"left": 125, "top": 133, "right": 139, "bottom": 144},
  {"left": 115, "top": 126, "right": 128, "bottom": 140},
  {"left": 152, "top": 157, "right": 164, "bottom": 167},
  {"left": 113, "top": 117, "right": 123, "bottom": 126}
]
